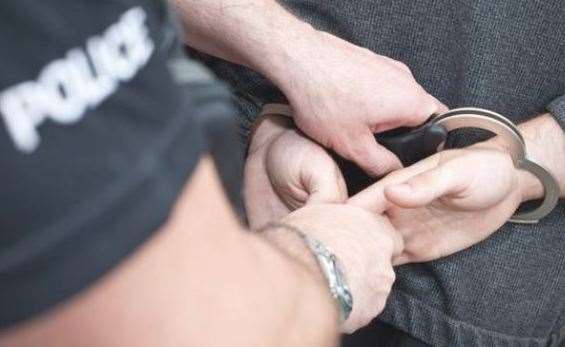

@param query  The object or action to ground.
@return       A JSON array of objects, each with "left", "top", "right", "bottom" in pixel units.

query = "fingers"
[
  {"left": 384, "top": 57, "right": 448, "bottom": 125},
  {"left": 306, "top": 163, "right": 348, "bottom": 205},
  {"left": 243, "top": 159, "right": 291, "bottom": 229},
  {"left": 425, "top": 91, "right": 449, "bottom": 115},
  {"left": 384, "top": 163, "right": 466, "bottom": 208},
  {"left": 339, "top": 128, "right": 403, "bottom": 177},
  {"left": 266, "top": 129, "right": 349, "bottom": 210},
  {"left": 402, "top": 93, "right": 449, "bottom": 128},
  {"left": 347, "top": 154, "right": 438, "bottom": 212},
  {"left": 347, "top": 184, "right": 389, "bottom": 214},
  {"left": 247, "top": 114, "right": 292, "bottom": 156}
]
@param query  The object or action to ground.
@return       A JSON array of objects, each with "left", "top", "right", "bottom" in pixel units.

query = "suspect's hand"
[
  {"left": 277, "top": 31, "right": 447, "bottom": 176},
  {"left": 245, "top": 115, "right": 347, "bottom": 228},
  {"left": 349, "top": 143, "right": 525, "bottom": 264},
  {"left": 281, "top": 204, "right": 403, "bottom": 334}
]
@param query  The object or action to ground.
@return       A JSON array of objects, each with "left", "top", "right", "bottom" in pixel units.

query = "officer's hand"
[
  {"left": 349, "top": 144, "right": 524, "bottom": 264},
  {"left": 279, "top": 31, "right": 447, "bottom": 177},
  {"left": 282, "top": 204, "right": 403, "bottom": 334},
  {"left": 245, "top": 115, "right": 346, "bottom": 228}
]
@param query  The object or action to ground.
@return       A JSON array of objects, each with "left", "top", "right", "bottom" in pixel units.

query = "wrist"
[
  {"left": 474, "top": 138, "right": 544, "bottom": 202},
  {"left": 247, "top": 228, "right": 340, "bottom": 341},
  {"left": 516, "top": 168, "right": 545, "bottom": 202},
  {"left": 517, "top": 114, "right": 565, "bottom": 198},
  {"left": 247, "top": 114, "right": 293, "bottom": 157},
  {"left": 259, "top": 222, "right": 353, "bottom": 322},
  {"left": 260, "top": 224, "right": 326, "bottom": 283}
]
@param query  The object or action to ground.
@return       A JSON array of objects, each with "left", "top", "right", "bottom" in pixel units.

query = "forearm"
[
  {"left": 0, "top": 158, "right": 337, "bottom": 347},
  {"left": 171, "top": 0, "right": 314, "bottom": 88},
  {"left": 243, "top": 231, "right": 340, "bottom": 346}
]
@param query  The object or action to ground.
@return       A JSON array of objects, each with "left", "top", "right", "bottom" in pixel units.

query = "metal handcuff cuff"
[{"left": 260, "top": 104, "right": 560, "bottom": 224}]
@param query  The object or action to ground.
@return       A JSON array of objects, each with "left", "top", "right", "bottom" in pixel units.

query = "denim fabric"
[{"left": 196, "top": 1, "right": 565, "bottom": 346}]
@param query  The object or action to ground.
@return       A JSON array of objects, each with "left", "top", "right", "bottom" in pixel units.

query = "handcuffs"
[{"left": 260, "top": 104, "right": 560, "bottom": 224}]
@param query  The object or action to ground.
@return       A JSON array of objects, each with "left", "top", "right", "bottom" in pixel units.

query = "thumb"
[
  {"left": 347, "top": 153, "right": 441, "bottom": 213},
  {"left": 384, "top": 164, "right": 465, "bottom": 208},
  {"left": 347, "top": 184, "right": 390, "bottom": 214},
  {"left": 305, "top": 163, "right": 348, "bottom": 205},
  {"left": 339, "top": 129, "right": 402, "bottom": 177}
]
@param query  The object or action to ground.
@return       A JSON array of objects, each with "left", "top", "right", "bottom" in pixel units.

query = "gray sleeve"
[{"left": 546, "top": 94, "right": 565, "bottom": 131}]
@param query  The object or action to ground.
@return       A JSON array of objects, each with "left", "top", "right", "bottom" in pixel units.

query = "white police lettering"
[{"left": 0, "top": 7, "right": 155, "bottom": 153}]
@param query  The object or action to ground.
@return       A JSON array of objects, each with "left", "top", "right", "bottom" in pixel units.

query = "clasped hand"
[{"left": 246, "top": 114, "right": 527, "bottom": 332}]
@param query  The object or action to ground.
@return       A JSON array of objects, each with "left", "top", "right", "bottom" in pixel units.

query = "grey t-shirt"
[{"left": 197, "top": 1, "right": 565, "bottom": 346}]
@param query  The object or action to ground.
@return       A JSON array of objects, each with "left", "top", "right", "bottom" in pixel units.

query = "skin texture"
[
  {"left": 249, "top": 114, "right": 565, "bottom": 266},
  {"left": 349, "top": 146, "right": 524, "bottom": 264},
  {"left": 2, "top": 0, "right": 444, "bottom": 338},
  {"left": 279, "top": 33, "right": 447, "bottom": 176},
  {"left": 172, "top": 0, "right": 446, "bottom": 176},
  {"left": 245, "top": 115, "right": 347, "bottom": 229},
  {"left": 4, "top": 0, "right": 561, "bottom": 344},
  {"left": 245, "top": 117, "right": 405, "bottom": 333},
  {"left": 279, "top": 204, "right": 403, "bottom": 334},
  {"left": 0, "top": 157, "right": 341, "bottom": 347},
  {"left": 0, "top": 155, "right": 408, "bottom": 344},
  {"left": 350, "top": 114, "right": 565, "bottom": 264}
]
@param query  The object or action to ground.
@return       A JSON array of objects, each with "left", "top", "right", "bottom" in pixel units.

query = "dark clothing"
[
  {"left": 342, "top": 321, "right": 430, "bottom": 347},
  {"left": 198, "top": 1, "right": 565, "bottom": 346},
  {"left": 0, "top": 0, "right": 240, "bottom": 328}
]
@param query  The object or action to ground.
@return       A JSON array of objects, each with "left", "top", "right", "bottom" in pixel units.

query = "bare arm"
[
  {"left": 0, "top": 156, "right": 338, "bottom": 347},
  {"left": 171, "top": 0, "right": 446, "bottom": 176},
  {"left": 509, "top": 114, "right": 565, "bottom": 200},
  {"left": 170, "top": 0, "right": 310, "bottom": 85}
]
